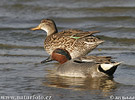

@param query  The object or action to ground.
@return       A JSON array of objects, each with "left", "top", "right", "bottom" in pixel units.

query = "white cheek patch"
[{"left": 100, "top": 64, "right": 114, "bottom": 71}]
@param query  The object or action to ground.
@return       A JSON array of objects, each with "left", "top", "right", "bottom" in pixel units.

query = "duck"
[
  {"left": 31, "top": 19, "right": 104, "bottom": 60},
  {"left": 42, "top": 48, "right": 121, "bottom": 78}
]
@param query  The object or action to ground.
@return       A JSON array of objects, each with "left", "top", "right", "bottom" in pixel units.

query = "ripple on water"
[{"left": 0, "top": 0, "right": 135, "bottom": 99}]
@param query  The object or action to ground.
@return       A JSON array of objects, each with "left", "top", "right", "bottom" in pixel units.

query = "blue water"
[{"left": 0, "top": 0, "right": 135, "bottom": 100}]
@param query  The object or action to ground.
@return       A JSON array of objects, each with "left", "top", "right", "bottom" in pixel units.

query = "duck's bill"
[
  {"left": 31, "top": 26, "right": 41, "bottom": 30},
  {"left": 41, "top": 56, "right": 53, "bottom": 63}
]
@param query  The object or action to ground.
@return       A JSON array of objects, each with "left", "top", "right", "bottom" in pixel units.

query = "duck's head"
[
  {"left": 41, "top": 48, "right": 72, "bottom": 64},
  {"left": 31, "top": 19, "right": 58, "bottom": 36}
]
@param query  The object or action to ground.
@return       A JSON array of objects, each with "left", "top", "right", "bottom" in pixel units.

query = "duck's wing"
[
  {"left": 74, "top": 56, "right": 112, "bottom": 64},
  {"left": 62, "top": 29, "right": 83, "bottom": 33},
  {"left": 70, "top": 31, "right": 100, "bottom": 38},
  {"left": 58, "top": 29, "right": 100, "bottom": 38},
  {"left": 73, "top": 57, "right": 95, "bottom": 63}
]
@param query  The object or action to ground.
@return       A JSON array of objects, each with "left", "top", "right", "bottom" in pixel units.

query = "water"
[{"left": 0, "top": 0, "right": 135, "bottom": 100}]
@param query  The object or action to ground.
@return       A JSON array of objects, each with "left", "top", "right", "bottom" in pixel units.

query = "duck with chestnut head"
[{"left": 42, "top": 48, "right": 121, "bottom": 78}]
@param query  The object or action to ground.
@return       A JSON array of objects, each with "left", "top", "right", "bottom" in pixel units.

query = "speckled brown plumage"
[
  {"left": 31, "top": 19, "right": 104, "bottom": 58},
  {"left": 44, "top": 29, "right": 103, "bottom": 58}
]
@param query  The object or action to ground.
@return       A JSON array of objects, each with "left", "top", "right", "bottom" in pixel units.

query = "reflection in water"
[{"left": 43, "top": 67, "right": 117, "bottom": 97}]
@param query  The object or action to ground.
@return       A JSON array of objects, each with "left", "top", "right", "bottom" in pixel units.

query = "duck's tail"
[{"left": 99, "top": 62, "right": 121, "bottom": 76}]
